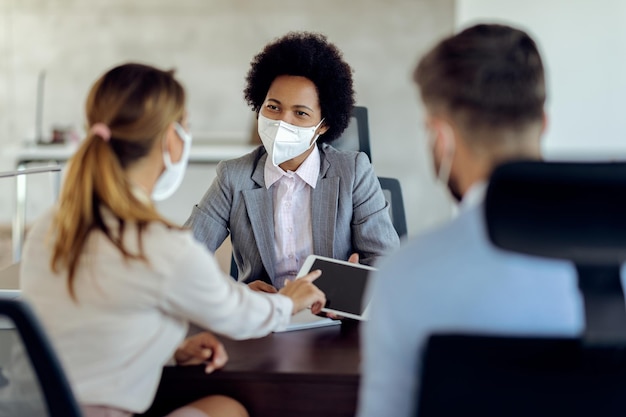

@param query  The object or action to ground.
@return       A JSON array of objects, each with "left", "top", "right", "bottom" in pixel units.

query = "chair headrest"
[{"left": 485, "top": 161, "right": 626, "bottom": 264}]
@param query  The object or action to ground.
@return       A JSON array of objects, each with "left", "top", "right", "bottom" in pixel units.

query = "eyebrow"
[{"left": 267, "top": 98, "right": 315, "bottom": 113}]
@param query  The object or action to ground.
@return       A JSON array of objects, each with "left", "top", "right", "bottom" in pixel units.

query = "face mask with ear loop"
[
  {"left": 428, "top": 122, "right": 462, "bottom": 203},
  {"left": 257, "top": 113, "right": 325, "bottom": 167},
  {"left": 152, "top": 122, "right": 192, "bottom": 201}
]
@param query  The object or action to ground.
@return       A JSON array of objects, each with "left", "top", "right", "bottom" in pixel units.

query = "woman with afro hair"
[{"left": 185, "top": 32, "right": 399, "bottom": 292}]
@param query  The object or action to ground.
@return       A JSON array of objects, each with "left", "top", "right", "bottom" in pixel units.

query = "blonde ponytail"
[{"left": 49, "top": 64, "right": 185, "bottom": 300}]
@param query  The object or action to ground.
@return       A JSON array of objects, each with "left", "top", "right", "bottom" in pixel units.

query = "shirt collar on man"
[
  {"left": 460, "top": 181, "right": 487, "bottom": 212},
  {"left": 264, "top": 145, "right": 320, "bottom": 189}
]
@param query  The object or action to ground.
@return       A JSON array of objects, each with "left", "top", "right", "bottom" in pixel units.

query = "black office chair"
[
  {"left": 417, "top": 161, "right": 626, "bottom": 417},
  {"left": 0, "top": 298, "right": 82, "bottom": 417},
  {"left": 331, "top": 106, "right": 372, "bottom": 161},
  {"left": 378, "top": 176, "right": 407, "bottom": 239}
]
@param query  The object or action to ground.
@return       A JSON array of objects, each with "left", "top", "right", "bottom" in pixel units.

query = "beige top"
[{"left": 20, "top": 207, "right": 292, "bottom": 413}]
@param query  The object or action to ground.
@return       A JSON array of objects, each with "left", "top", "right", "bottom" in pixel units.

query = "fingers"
[
  {"left": 198, "top": 347, "right": 213, "bottom": 360},
  {"left": 310, "top": 300, "right": 324, "bottom": 315},
  {"left": 278, "top": 274, "right": 326, "bottom": 314},
  {"left": 325, "top": 312, "right": 344, "bottom": 320},
  {"left": 177, "top": 332, "right": 228, "bottom": 367},
  {"left": 175, "top": 345, "right": 212, "bottom": 365},
  {"left": 348, "top": 253, "right": 360, "bottom": 264},
  {"left": 248, "top": 280, "right": 278, "bottom": 293},
  {"left": 205, "top": 342, "right": 228, "bottom": 373},
  {"left": 303, "top": 286, "right": 326, "bottom": 314},
  {"left": 298, "top": 269, "right": 322, "bottom": 283}
]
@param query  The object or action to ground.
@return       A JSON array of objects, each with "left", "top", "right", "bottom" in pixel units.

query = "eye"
[
  {"left": 295, "top": 110, "right": 310, "bottom": 118},
  {"left": 266, "top": 104, "right": 280, "bottom": 112}
]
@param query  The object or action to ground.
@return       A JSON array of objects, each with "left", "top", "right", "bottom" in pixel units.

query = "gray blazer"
[{"left": 185, "top": 143, "right": 400, "bottom": 286}]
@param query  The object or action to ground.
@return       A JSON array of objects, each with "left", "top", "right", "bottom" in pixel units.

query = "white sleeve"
[{"left": 158, "top": 236, "right": 292, "bottom": 339}]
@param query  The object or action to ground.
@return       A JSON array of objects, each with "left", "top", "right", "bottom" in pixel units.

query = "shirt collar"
[
  {"left": 130, "top": 184, "right": 153, "bottom": 205},
  {"left": 460, "top": 181, "right": 487, "bottom": 211},
  {"left": 264, "top": 146, "right": 320, "bottom": 189}
]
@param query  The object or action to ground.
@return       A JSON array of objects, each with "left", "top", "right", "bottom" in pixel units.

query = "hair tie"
[{"left": 90, "top": 123, "right": 111, "bottom": 142}]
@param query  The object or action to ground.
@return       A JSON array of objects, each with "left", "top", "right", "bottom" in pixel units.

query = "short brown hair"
[{"left": 414, "top": 24, "right": 545, "bottom": 136}]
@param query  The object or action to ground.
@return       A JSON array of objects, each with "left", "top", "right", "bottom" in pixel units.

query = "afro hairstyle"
[{"left": 244, "top": 31, "right": 355, "bottom": 143}]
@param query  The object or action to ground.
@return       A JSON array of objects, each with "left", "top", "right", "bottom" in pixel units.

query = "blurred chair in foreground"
[
  {"left": 0, "top": 298, "right": 82, "bottom": 416},
  {"left": 418, "top": 161, "right": 626, "bottom": 417}
]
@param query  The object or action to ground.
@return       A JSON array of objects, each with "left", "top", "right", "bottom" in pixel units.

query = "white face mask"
[
  {"left": 152, "top": 122, "right": 192, "bottom": 201},
  {"left": 257, "top": 113, "right": 324, "bottom": 167}
]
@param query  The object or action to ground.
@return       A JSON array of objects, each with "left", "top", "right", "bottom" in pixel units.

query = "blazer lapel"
[
  {"left": 312, "top": 149, "right": 339, "bottom": 257},
  {"left": 243, "top": 154, "right": 277, "bottom": 282}
]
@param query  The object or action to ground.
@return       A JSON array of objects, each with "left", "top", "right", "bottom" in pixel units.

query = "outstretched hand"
[{"left": 279, "top": 270, "right": 326, "bottom": 315}]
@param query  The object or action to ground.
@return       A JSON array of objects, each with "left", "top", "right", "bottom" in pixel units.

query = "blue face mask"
[
  {"left": 152, "top": 123, "right": 192, "bottom": 201},
  {"left": 257, "top": 113, "right": 324, "bottom": 166}
]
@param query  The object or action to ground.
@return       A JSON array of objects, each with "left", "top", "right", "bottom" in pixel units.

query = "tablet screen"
[{"left": 308, "top": 258, "right": 373, "bottom": 316}]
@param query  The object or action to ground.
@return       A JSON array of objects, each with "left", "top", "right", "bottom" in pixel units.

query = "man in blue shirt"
[{"left": 357, "top": 24, "right": 585, "bottom": 417}]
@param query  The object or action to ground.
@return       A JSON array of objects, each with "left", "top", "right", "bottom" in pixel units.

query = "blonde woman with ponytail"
[{"left": 19, "top": 63, "right": 326, "bottom": 417}]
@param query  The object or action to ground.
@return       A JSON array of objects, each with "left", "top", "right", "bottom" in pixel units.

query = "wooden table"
[{"left": 140, "top": 321, "right": 361, "bottom": 417}]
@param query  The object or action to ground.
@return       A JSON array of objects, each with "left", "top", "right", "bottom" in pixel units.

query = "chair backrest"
[
  {"left": 377, "top": 177, "right": 407, "bottom": 239},
  {"left": 229, "top": 255, "right": 238, "bottom": 281},
  {"left": 417, "top": 161, "right": 626, "bottom": 417},
  {"left": 418, "top": 334, "right": 626, "bottom": 417},
  {"left": 331, "top": 106, "right": 372, "bottom": 161},
  {"left": 486, "top": 161, "right": 626, "bottom": 343},
  {"left": 0, "top": 298, "right": 82, "bottom": 417}
]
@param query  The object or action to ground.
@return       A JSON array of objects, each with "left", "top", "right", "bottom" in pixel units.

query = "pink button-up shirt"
[{"left": 264, "top": 147, "right": 320, "bottom": 288}]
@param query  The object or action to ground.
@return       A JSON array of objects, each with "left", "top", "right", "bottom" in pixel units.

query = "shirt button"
[
  {"left": 287, "top": 227, "right": 293, "bottom": 233},
  {"left": 288, "top": 254, "right": 294, "bottom": 259}
]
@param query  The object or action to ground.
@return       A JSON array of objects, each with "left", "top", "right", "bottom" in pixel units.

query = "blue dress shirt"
[{"left": 357, "top": 183, "right": 603, "bottom": 417}]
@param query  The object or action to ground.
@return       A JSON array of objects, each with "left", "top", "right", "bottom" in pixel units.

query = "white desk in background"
[{"left": 8, "top": 143, "right": 256, "bottom": 263}]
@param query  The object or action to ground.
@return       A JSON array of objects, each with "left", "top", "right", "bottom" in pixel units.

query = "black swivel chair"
[
  {"left": 417, "top": 161, "right": 626, "bottom": 417},
  {"left": 378, "top": 176, "right": 407, "bottom": 239},
  {"left": 331, "top": 106, "right": 372, "bottom": 161},
  {"left": 0, "top": 298, "right": 82, "bottom": 417}
]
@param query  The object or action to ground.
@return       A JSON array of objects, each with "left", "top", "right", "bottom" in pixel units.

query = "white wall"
[
  {"left": 0, "top": 0, "right": 456, "bottom": 240},
  {"left": 457, "top": 0, "right": 626, "bottom": 160}
]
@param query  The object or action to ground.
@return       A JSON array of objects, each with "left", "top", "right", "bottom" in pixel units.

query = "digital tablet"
[{"left": 296, "top": 255, "right": 376, "bottom": 321}]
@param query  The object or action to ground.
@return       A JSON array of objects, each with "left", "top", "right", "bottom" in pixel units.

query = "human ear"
[
  {"left": 316, "top": 120, "right": 329, "bottom": 137},
  {"left": 165, "top": 122, "right": 184, "bottom": 164},
  {"left": 430, "top": 119, "right": 456, "bottom": 159}
]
